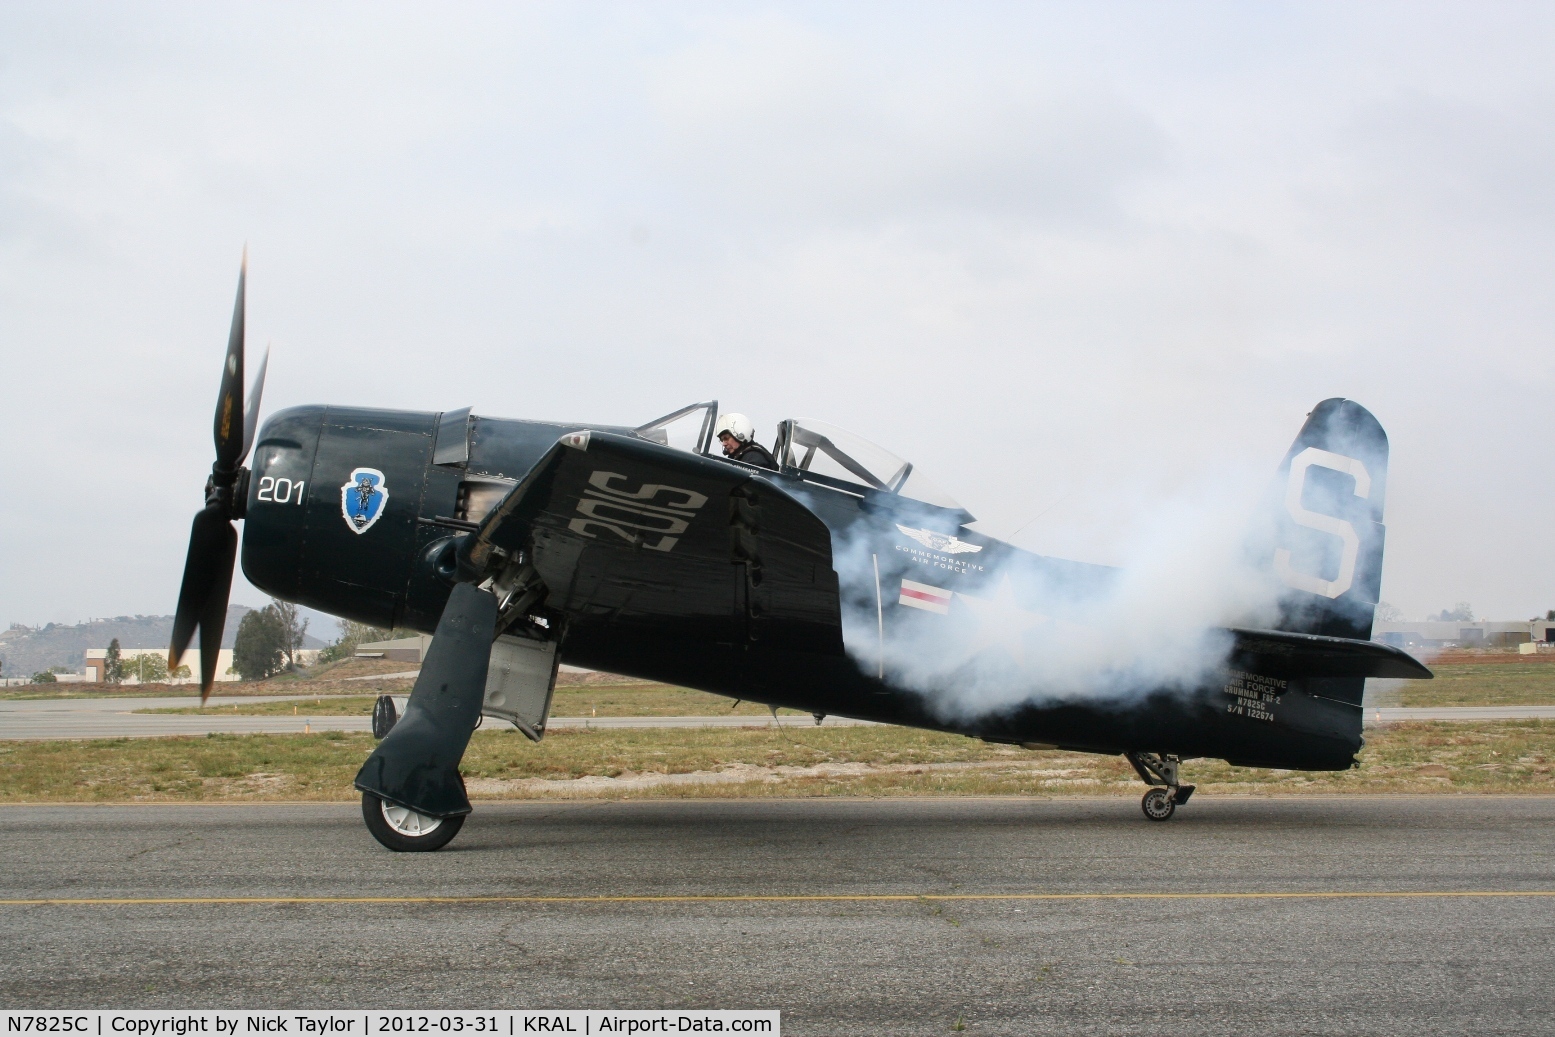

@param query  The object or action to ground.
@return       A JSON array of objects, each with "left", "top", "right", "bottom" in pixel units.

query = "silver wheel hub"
[{"left": 381, "top": 801, "right": 443, "bottom": 837}]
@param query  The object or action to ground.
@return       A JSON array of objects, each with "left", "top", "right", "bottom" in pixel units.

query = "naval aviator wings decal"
[{"left": 896, "top": 525, "right": 983, "bottom": 555}]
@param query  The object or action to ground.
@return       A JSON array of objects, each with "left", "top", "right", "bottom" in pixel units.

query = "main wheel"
[
  {"left": 361, "top": 792, "right": 465, "bottom": 852},
  {"left": 1141, "top": 787, "right": 1175, "bottom": 822}
]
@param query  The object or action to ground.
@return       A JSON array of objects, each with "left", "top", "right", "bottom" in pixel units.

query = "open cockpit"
[{"left": 634, "top": 401, "right": 969, "bottom": 521}]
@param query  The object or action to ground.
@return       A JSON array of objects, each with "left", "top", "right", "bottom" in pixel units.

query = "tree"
[
  {"left": 124, "top": 652, "right": 174, "bottom": 683},
  {"left": 232, "top": 607, "right": 286, "bottom": 681},
  {"left": 105, "top": 638, "right": 123, "bottom": 683},
  {"left": 271, "top": 600, "right": 309, "bottom": 671},
  {"left": 30, "top": 671, "right": 56, "bottom": 683},
  {"left": 317, "top": 620, "right": 393, "bottom": 663},
  {"left": 1375, "top": 601, "right": 1403, "bottom": 623},
  {"left": 1432, "top": 602, "right": 1474, "bottom": 622}
]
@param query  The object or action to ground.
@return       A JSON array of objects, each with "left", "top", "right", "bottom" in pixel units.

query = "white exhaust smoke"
[{"left": 823, "top": 469, "right": 1295, "bottom": 723}]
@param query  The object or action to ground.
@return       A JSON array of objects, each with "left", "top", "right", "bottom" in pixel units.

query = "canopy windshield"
[
  {"left": 775, "top": 418, "right": 963, "bottom": 512},
  {"left": 634, "top": 401, "right": 718, "bottom": 455}
]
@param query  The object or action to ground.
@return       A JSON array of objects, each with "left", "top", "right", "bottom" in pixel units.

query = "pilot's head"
[{"left": 714, "top": 413, "right": 754, "bottom": 456}]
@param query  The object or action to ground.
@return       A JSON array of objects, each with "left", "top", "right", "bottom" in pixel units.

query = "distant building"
[
  {"left": 356, "top": 635, "right": 433, "bottom": 663},
  {"left": 83, "top": 647, "right": 238, "bottom": 684},
  {"left": 1375, "top": 620, "right": 1555, "bottom": 650}
]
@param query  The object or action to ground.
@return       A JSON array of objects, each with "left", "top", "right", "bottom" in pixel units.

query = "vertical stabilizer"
[{"left": 1265, "top": 399, "right": 1388, "bottom": 640}]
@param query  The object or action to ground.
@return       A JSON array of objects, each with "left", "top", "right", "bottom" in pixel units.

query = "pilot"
[{"left": 714, "top": 413, "right": 778, "bottom": 470}]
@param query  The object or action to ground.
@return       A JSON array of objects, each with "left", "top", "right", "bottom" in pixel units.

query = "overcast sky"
[{"left": 2, "top": 1, "right": 1551, "bottom": 631}]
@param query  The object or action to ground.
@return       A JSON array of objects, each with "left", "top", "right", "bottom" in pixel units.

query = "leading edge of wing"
[{"left": 1227, "top": 627, "right": 1434, "bottom": 680}]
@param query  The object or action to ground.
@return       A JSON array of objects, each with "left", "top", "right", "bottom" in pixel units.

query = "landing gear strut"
[{"left": 1125, "top": 752, "right": 1195, "bottom": 822}]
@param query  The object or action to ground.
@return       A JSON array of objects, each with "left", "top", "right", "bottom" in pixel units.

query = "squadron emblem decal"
[
  {"left": 896, "top": 525, "right": 983, "bottom": 555},
  {"left": 341, "top": 467, "right": 389, "bottom": 534}
]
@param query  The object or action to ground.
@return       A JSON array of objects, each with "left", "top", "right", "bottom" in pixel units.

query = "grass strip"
[
  {"left": 121, "top": 664, "right": 1555, "bottom": 717},
  {"left": 134, "top": 684, "right": 787, "bottom": 718},
  {"left": 28, "top": 662, "right": 1555, "bottom": 709},
  {"left": 1400, "top": 664, "right": 1555, "bottom": 707},
  {"left": 2, "top": 679, "right": 413, "bottom": 701},
  {"left": 0, "top": 720, "right": 1550, "bottom": 803}
]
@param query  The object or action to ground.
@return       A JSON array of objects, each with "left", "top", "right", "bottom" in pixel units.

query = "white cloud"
[
  {"left": 1, "top": 2, "right": 1552, "bottom": 627},
  {"left": 648, "top": 13, "right": 1167, "bottom": 228}
]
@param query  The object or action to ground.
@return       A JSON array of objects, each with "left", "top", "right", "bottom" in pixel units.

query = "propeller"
[{"left": 168, "top": 249, "right": 269, "bottom": 702}]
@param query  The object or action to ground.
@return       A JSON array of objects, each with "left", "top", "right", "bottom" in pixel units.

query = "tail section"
[{"left": 1266, "top": 399, "right": 1388, "bottom": 640}]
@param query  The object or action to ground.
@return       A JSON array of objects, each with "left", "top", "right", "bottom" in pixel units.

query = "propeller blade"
[
  {"left": 172, "top": 251, "right": 251, "bottom": 700},
  {"left": 214, "top": 249, "right": 247, "bottom": 469},
  {"left": 241, "top": 343, "right": 270, "bottom": 463},
  {"left": 196, "top": 525, "right": 237, "bottom": 702},
  {"left": 168, "top": 505, "right": 234, "bottom": 674}
]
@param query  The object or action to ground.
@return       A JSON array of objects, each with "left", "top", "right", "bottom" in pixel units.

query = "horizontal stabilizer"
[{"left": 1228, "top": 627, "right": 1432, "bottom": 680}]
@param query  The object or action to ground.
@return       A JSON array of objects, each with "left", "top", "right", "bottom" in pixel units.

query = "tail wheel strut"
[{"left": 1125, "top": 752, "right": 1196, "bottom": 822}]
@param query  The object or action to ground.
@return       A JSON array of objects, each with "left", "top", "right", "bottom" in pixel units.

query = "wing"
[{"left": 460, "top": 431, "right": 844, "bottom": 667}]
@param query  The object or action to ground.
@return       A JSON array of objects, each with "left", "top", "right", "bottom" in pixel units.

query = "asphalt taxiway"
[{"left": 1, "top": 796, "right": 1552, "bottom": 1035}]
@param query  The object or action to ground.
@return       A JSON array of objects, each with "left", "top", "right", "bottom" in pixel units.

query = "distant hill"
[{"left": 0, "top": 606, "right": 326, "bottom": 678}]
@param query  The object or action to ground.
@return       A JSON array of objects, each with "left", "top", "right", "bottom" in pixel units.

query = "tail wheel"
[
  {"left": 1141, "top": 787, "right": 1175, "bottom": 822},
  {"left": 371, "top": 695, "right": 398, "bottom": 739},
  {"left": 361, "top": 792, "right": 465, "bottom": 852}
]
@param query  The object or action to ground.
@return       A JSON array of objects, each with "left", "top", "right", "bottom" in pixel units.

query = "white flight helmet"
[{"left": 714, "top": 413, "right": 755, "bottom": 444}]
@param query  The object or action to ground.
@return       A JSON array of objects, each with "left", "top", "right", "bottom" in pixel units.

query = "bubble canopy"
[
  {"left": 773, "top": 418, "right": 964, "bottom": 513},
  {"left": 634, "top": 404, "right": 967, "bottom": 517}
]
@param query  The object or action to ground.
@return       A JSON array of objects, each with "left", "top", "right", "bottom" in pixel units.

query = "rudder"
[{"left": 1264, "top": 399, "right": 1388, "bottom": 640}]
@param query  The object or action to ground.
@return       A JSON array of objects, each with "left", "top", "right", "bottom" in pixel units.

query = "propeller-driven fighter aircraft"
[{"left": 171, "top": 260, "right": 1431, "bottom": 851}]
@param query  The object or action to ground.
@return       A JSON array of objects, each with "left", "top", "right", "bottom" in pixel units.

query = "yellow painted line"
[{"left": 1, "top": 891, "right": 1553, "bottom": 907}]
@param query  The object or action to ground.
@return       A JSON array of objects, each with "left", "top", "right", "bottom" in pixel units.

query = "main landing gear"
[
  {"left": 1125, "top": 752, "right": 1195, "bottom": 822},
  {"left": 361, "top": 792, "right": 465, "bottom": 852}
]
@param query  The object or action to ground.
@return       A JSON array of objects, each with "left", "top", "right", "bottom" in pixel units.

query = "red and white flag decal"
[{"left": 899, "top": 579, "right": 953, "bottom": 615}]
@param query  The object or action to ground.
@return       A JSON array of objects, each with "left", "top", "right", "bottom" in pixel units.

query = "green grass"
[
  {"left": 126, "top": 663, "right": 1555, "bottom": 719},
  {"left": 24, "top": 660, "right": 1555, "bottom": 720},
  {"left": 0, "top": 720, "right": 1550, "bottom": 803},
  {"left": 1401, "top": 664, "right": 1555, "bottom": 707},
  {"left": 135, "top": 683, "right": 787, "bottom": 717},
  {"left": 3, "top": 677, "right": 415, "bottom": 701},
  {"left": 138, "top": 696, "right": 383, "bottom": 716}
]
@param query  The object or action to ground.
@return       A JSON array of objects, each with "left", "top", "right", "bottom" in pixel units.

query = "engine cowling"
[{"left": 242, "top": 404, "right": 459, "bottom": 630}]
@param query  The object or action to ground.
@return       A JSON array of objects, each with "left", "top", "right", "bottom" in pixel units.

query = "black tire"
[
  {"left": 371, "top": 695, "right": 398, "bottom": 739},
  {"left": 361, "top": 792, "right": 465, "bottom": 852},
  {"left": 1141, "top": 787, "right": 1175, "bottom": 822}
]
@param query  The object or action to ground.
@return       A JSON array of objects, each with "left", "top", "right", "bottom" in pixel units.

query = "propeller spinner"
[{"left": 168, "top": 251, "right": 269, "bottom": 701}]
